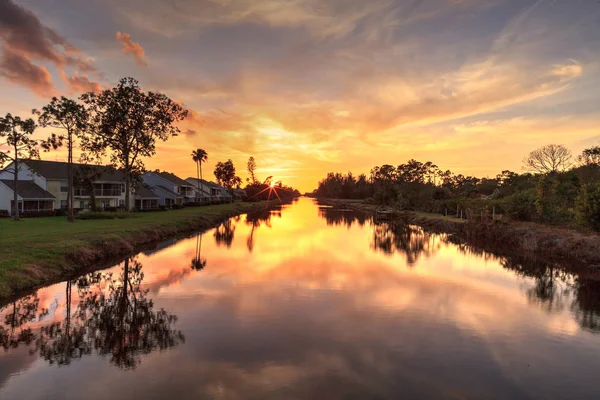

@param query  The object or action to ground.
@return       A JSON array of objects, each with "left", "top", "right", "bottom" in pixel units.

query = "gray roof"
[
  {"left": 23, "top": 160, "right": 125, "bottom": 182},
  {"left": 135, "top": 185, "right": 159, "bottom": 199},
  {"left": 154, "top": 171, "right": 192, "bottom": 187},
  {"left": 154, "top": 185, "right": 182, "bottom": 198},
  {"left": 0, "top": 180, "right": 55, "bottom": 199}
]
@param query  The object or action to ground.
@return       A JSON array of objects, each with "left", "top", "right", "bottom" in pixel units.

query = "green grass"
[
  {"left": 409, "top": 211, "right": 467, "bottom": 224},
  {"left": 0, "top": 202, "right": 262, "bottom": 298}
]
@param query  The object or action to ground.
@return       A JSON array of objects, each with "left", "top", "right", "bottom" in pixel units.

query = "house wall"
[
  {"left": 47, "top": 179, "right": 67, "bottom": 209},
  {"left": 0, "top": 182, "right": 13, "bottom": 215},
  {"left": 0, "top": 162, "right": 47, "bottom": 189},
  {"left": 186, "top": 178, "right": 212, "bottom": 198}
]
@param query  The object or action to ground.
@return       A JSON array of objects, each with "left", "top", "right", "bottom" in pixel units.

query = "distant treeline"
[{"left": 310, "top": 145, "right": 600, "bottom": 231}]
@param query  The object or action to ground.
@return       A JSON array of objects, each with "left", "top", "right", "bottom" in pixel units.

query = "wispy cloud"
[{"left": 116, "top": 31, "right": 147, "bottom": 67}]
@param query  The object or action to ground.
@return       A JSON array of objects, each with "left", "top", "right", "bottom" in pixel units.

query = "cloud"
[
  {"left": 116, "top": 31, "right": 147, "bottom": 67},
  {"left": 0, "top": 47, "right": 55, "bottom": 97},
  {"left": 59, "top": 71, "right": 102, "bottom": 94},
  {"left": 0, "top": 0, "right": 99, "bottom": 97}
]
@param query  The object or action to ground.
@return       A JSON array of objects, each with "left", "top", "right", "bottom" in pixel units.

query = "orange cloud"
[
  {"left": 116, "top": 31, "right": 147, "bottom": 67},
  {"left": 60, "top": 71, "right": 102, "bottom": 94},
  {"left": 0, "top": 48, "right": 55, "bottom": 97}
]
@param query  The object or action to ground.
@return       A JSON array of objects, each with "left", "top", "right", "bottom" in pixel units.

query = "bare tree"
[{"left": 523, "top": 144, "right": 573, "bottom": 174}]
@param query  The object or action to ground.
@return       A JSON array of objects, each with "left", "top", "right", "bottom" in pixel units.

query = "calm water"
[{"left": 1, "top": 198, "right": 600, "bottom": 400}]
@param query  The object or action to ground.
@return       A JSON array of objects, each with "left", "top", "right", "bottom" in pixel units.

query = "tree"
[
  {"left": 575, "top": 183, "right": 600, "bottom": 231},
  {"left": 191, "top": 149, "right": 208, "bottom": 202},
  {"left": 34, "top": 97, "right": 89, "bottom": 222},
  {"left": 578, "top": 146, "right": 600, "bottom": 167},
  {"left": 214, "top": 159, "right": 242, "bottom": 190},
  {"left": 80, "top": 77, "right": 187, "bottom": 211},
  {"left": 0, "top": 114, "right": 39, "bottom": 221},
  {"left": 247, "top": 156, "right": 258, "bottom": 184},
  {"left": 523, "top": 144, "right": 573, "bottom": 174}
]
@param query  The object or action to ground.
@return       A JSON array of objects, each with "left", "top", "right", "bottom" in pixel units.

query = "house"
[
  {"left": 150, "top": 185, "right": 183, "bottom": 207},
  {"left": 233, "top": 188, "right": 247, "bottom": 200},
  {"left": 142, "top": 171, "right": 195, "bottom": 204},
  {"left": 0, "top": 179, "right": 55, "bottom": 216},
  {"left": 134, "top": 186, "right": 160, "bottom": 210},
  {"left": 0, "top": 160, "right": 132, "bottom": 212},
  {"left": 186, "top": 178, "right": 233, "bottom": 203}
]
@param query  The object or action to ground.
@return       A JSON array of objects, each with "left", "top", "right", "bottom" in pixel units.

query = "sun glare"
[{"left": 270, "top": 182, "right": 276, "bottom": 188}]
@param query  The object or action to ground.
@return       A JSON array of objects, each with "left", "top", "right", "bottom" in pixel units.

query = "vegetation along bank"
[{"left": 0, "top": 201, "right": 273, "bottom": 299}]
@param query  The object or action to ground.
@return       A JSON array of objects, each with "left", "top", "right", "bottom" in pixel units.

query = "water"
[{"left": 1, "top": 198, "right": 600, "bottom": 399}]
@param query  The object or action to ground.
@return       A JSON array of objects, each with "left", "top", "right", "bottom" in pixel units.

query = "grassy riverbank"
[
  {"left": 0, "top": 201, "right": 270, "bottom": 298},
  {"left": 318, "top": 198, "right": 600, "bottom": 269}
]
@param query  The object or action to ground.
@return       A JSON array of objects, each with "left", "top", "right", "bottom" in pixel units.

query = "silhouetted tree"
[
  {"left": 191, "top": 149, "right": 208, "bottom": 201},
  {"left": 191, "top": 234, "right": 207, "bottom": 270},
  {"left": 523, "top": 144, "right": 573, "bottom": 174},
  {"left": 81, "top": 78, "right": 187, "bottom": 211},
  {"left": 214, "top": 159, "right": 242, "bottom": 190},
  {"left": 214, "top": 220, "right": 235, "bottom": 248},
  {"left": 0, "top": 113, "right": 38, "bottom": 220},
  {"left": 578, "top": 146, "right": 600, "bottom": 167},
  {"left": 247, "top": 156, "right": 258, "bottom": 185},
  {"left": 34, "top": 97, "right": 89, "bottom": 222}
]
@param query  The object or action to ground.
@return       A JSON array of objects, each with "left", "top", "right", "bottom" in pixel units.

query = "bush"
[
  {"left": 575, "top": 183, "right": 600, "bottom": 231},
  {"left": 21, "top": 210, "right": 57, "bottom": 218},
  {"left": 500, "top": 189, "right": 537, "bottom": 221},
  {"left": 76, "top": 211, "right": 135, "bottom": 220},
  {"left": 0, "top": 209, "right": 9, "bottom": 218},
  {"left": 171, "top": 204, "right": 185, "bottom": 210}
]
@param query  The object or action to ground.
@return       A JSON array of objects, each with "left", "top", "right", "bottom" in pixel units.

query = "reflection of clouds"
[{"left": 3, "top": 199, "right": 600, "bottom": 399}]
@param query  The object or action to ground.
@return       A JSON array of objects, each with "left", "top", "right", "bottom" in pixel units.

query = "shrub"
[
  {"left": 500, "top": 189, "right": 537, "bottom": 221},
  {"left": 171, "top": 204, "right": 185, "bottom": 210},
  {"left": 575, "top": 183, "right": 600, "bottom": 231},
  {"left": 0, "top": 209, "right": 9, "bottom": 218},
  {"left": 76, "top": 211, "right": 135, "bottom": 220},
  {"left": 21, "top": 210, "right": 57, "bottom": 218}
]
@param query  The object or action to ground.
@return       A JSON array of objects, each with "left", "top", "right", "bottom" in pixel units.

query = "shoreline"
[
  {"left": 0, "top": 201, "right": 276, "bottom": 300},
  {"left": 317, "top": 198, "right": 600, "bottom": 276}
]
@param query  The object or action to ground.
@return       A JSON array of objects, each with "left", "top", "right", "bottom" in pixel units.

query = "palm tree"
[{"left": 191, "top": 149, "right": 208, "bottom": 203}]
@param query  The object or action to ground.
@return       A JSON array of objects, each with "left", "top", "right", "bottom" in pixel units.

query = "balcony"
[{"left": 75, "top": 183, "right": 124, "bottom": 197}]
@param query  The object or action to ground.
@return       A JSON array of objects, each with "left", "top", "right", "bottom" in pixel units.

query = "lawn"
[{"left": 0, "top": 202, "right": 263, "bottom": 298}]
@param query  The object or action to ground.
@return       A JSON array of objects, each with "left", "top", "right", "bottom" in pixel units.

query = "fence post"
[
  {"left": 493, "top": 206, "right": 495, "bottom": 221},
  {"left": 456, "top": 204, "right": 459, "bottom": 218}
]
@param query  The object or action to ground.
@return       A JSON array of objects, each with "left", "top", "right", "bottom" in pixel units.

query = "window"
[
  {"left": 101, "top": 199, "right": 111, "bottom": 208},
  {"left": 61, "top": 200, "right": 68, "bottom": 209},
  {"left": 79, "top": 201, "right": 86, "bottom": 209},
  {"left": 60, "top": 184, "right": 68, "bottom": 193},
  {"left": 121, "top": 184, "right": 125, "bottom": 193},
  {"left": 119, "top": 199, "right": 125, "bottom": 208},
  {"left": 176, "top": 186, "right": 181, "bottom": 194}
]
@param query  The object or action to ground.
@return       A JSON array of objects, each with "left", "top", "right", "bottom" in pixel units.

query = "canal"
[{"left": 1, "top": 197, "right": 600, "bottom": 399}]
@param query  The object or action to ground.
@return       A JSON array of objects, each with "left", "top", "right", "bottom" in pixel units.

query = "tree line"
[
  {"left": 1, "top": 77, "right": 300, "bottom": 222},
  {"left": 311, "top": 144, "right": 600, "bottom": 231}
]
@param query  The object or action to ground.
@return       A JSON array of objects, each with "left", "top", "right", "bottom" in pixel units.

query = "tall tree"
[
  {"left": 34, "top": 97, "right": 89, "bottom": 222},
  {"left": 523, "top": 144, "right": 573, "bottom": 174},
  {"left": 80, "top": 77, "right": 187, "bottom": 211},
  {"left": 214, "top": 159, "right": 242, "bottom": 190},
  {"left": 578, "top": 146, "right": 600, "bottom": 167},
  {"left": 0, "top": 114, "right": 38, "bottom": 221},
  {"left": 191, "top": 149, "right": 208, "bottom": 201},
  {"left": 247, "top": 156, "right": 258, "bottom": 184}
]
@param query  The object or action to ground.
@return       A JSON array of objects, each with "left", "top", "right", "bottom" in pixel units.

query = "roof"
[
  {"left": 135, "top": 185, "right": 159, "bottom": 199},
  {"left": 152, "top": 171, "right": 192, "bottom": 187},
  {"left": 23, "top": 160, "right": 125, "bottom": 182},
  {"left": 0, "top": 180, "right": 55, "bottom": 199},
  {"left": 154, "top": 185, "right": 182, "bottom": 198}
]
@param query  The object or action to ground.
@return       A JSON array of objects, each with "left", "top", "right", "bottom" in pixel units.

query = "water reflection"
[
  {"left": 1, "top": 257, "right": 185, "bottom": 370},
  {"left": 2, "top": 198, "right": 600, "bottom": 399},
  {"left": 245, "top": 208, "right": 281, "bottom": 252},
  {"left": 318, "top": 206, "right": 368, "bottom": 228}
]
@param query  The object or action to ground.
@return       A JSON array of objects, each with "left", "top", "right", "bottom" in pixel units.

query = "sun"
[{"left": 270, "top": 181, "right": 275, "bottom": 188}]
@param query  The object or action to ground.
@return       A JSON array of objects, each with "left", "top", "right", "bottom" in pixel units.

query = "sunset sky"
[{"left": 1, "top": 0, "right": 599, "bottom": 192}]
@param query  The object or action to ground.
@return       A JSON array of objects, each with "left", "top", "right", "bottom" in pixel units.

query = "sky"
[{"left": 0, "top": 0, "right": 599, "bottom": 192}]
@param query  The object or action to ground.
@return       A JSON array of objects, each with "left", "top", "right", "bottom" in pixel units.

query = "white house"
[
  {"left": 0, "top": 179, "right": 55, "bottom": 216},
  {"left": 142, "top": 171, "right": 195, "bottom": 204},
  {"left": 0, "top": 160, "right": 134, "bottom": 213},
  {"left": 186, "top": 178, "right": 233, "bottom": 203}
]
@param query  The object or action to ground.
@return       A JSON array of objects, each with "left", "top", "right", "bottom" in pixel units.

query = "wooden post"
[
  {"left": 456, "top": 204, "right": 459, "bottom": 218},
  {"left": 493, "top": 206, "right": 495, "bottom": 221},
  {"left": 460, "top": 209, "right": 463, "bottom": 219}
]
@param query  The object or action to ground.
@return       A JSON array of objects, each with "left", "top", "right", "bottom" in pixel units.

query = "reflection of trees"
[
  {"left": 214, "top": 220, "right": 235, "bottom": 248},
  {"left": 319, "top": 207, "right": 368, "bottom": 228},
  {"left": 36, "top": 280, "right": 91, "bottom": 365},
  {"left": 371, "top": 222, "right": 439, "bottom": 266},
  {"left": 191, "top": 234, "right": 207, "bottom": 271},
  {"left": 32, "top": 257, "right": 185, "bottom": 369},
  {"left": 245, "top": 209, "right": 279, "bottom": 252},
  {"left": 501, "top": 259, "right": 571, "bottom": 314},
  {"left": 0, "top": 294, "right": 45, "bottom": 349},
  {"left": 572, "top": 278, "right": 600, "bottom": 333}
]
